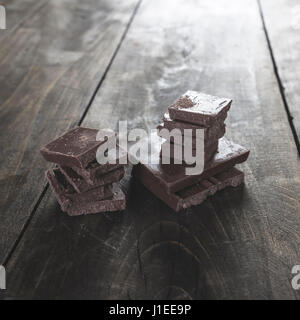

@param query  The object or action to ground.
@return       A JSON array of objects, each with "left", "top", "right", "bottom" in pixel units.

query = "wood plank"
[
  {"left": 3, "top": 0, "right": 300, "bottom": 299},
  {"left": 260, "top": 0, "right": 300, "bottom": 148},
  {"left": 0, "top": 0, "right": 139, "bottom": 264},
  {"left": 0, "top": 0, "right": 47, "bottom": 42}
]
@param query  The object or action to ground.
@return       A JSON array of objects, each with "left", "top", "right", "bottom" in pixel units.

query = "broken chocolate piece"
[
  {"left": 59, "top": 165, "right": 125, "bottom": 193},
  {"left": 70, "top": 146, "right": 128, "bottom": 185},
  {"left": 133, "top": 132, "right": 249, "bottom": 193},
  {"left": 71, "top": 162, "right": 122, "bottom": 185},
  {"left": 40, "top": 127, "right": 115, "bottom": 168},
  {"left": 46, "top": 168, "right": 113, "bottom": 212},
  {"left": 178, "top": 167, "right": 244, "bottom": 210},
  {"left": 168, "top": 91, "right": 231, "bottom": 126},
  {"left": 158, "top": 112, "right": 226, "bottom": 140},
  {"left": 160, "top": 139, "right": 218, "bottom": 164},
  {"left": 157, "top": 130, "right": 219, "bottom": 150},
  {"left": 66, "top": 186, "right": 126, "bottom": 216},
  {"left": 134, "top": 167, "right": 244, "bottom": 212}
]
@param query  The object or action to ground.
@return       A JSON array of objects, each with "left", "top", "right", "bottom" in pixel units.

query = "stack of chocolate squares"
[
  {"left": 157, "top": 91, "right": 227, "bottom": 165},
  {"left": 133, "top": 91, "right": 250, "bottom": 212},
  {"left": 40, "top": 127, "right": 127, "bottom": 216}
]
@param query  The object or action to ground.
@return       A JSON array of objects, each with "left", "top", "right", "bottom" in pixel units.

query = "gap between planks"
[
  {"left": 257, "top": 0, "right": 300, "bottom": 156},
  {"left": 2, "top": 0, "right": 143, "bottom": 268}
]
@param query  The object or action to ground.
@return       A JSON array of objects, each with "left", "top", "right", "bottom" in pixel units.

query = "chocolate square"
[
  {"left": 59, "top": 165, "right": 125, "bottom": 193},
  {"left": 134, "top": 167, "right": 244, "bottom": 212},
  {"left": 157, "top": 111, "right": 226, "bottom": 141},
  {"left": 160, "top": 139, "right": 218, "bottom": 164},
  {"left": 69, "top": 147, "right": 128, "bottom": 185},
  {"left": 168, "top": 91, "right": 232, "bottom": 126},
  {"left": 40, "top": 127, "right": 115, "bottom": 168},
  {"left": 46, "top": 168, "right": 114, "bottom": 212},
  {"left": 65, "top": 186, "right": 126, "bottom": 216}
]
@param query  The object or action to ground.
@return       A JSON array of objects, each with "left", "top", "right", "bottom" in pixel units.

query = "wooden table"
[{"left": 0, "top": 0, "right": 299, "bottom": 300}]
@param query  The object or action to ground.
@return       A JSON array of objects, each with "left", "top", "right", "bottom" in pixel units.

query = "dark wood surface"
[
  {"left": 0, "top": 0, "right": 47, "bottom": 42},
  {"left": 0, "top": 0, "right": 300, "bottom": 300},
  {"left": 0, "top": 0, "right": 139, "bottom": 264},
  {"left": 260, "top": 0, "right": 300, "bottom": 150}
]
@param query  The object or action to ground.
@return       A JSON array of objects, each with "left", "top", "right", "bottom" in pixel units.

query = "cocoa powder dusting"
[{"left": 174, "top": 96, "right": 195, "bottom": 109}]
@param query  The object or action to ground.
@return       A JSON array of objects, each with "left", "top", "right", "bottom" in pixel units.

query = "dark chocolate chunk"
[
  {"left": 59, "top": 165, "right": 125, "bottom": 193},
  {"left": 158, "top": 112, "right": 226, "bottom": 141},
  {"left": 65, "top": 186, "right": 126, "bottom": 216},
  {"left": 133, "top": 132, "right": 249, "bottom": 193},
  {"left": 71, "top": 162, "right": 122, "bottom": 185},
  {"left": 158, "top": 130, "right": 219, "bottom": 150},
  {"left": 168, "top": 91, "right": 231, "bottom": 126},
  {"left": 46, "top": 168, "right": 113, "bottom": 212},
  {"left": 134, "top": 167, "right": 244, "bottom": 212},
  {"left": 160, "top": 139, "right": 218, "bottom": 164},
  {"left": 69, "top": 146, "right": 128, "bottom": 185},
  {"left": 178, "top": 167, "right": 244, "bottom": 210},
  {"left": 40, "top": 127, "right": 115, "bottom": 168}
]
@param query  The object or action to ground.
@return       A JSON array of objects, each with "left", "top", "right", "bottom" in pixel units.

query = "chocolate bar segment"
[
  {"left": 40, "top": 127, "right": 115, "bottom": 168},
  {"left": 178, "top": 167, "right": 244, "bottom": 210},
  {"left": 66, "top": 186, "right": 126, "bottom": 216},
  {"left": 69, "top": 147, "right": 128, "bottom": 185},
  {"left": 160, "top": 139, "right": 218, "bottom": 164},
  {"left": 134, "top": 132, "right": 249, "bottom": 193},
  {"left": 168, "top": 91, "right": 231, "bottom": 126},
  {"left": 158, "top": 131, "right": 219, "bottom": 150},
  {"left": 71, "top": 162, "right": 122, "bottom": 185},
  {"left": 158, "top": 112, "right": 226, "bottom": 140},
  {"left": 46, "top": 168, "right": 113, "bottom": 212},
  {"left": 59, "top": 165, "right": 125, "bottom": 193},
  {"left": 134, "top": 167, "right": 243, "bottom": 212}
]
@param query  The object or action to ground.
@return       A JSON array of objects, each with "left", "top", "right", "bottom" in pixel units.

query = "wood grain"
[
  {"left": 2, "top": 0, "right": 300, "bottom": 299},
  {"left": 0, "top": 0, "right": 47, "bottom": 42},
  {"left": 0, "top": 0, "right": 139, "bottom": 264},
  {"left": 260, "top": 0, "right": 300, "bottom": 148}
]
